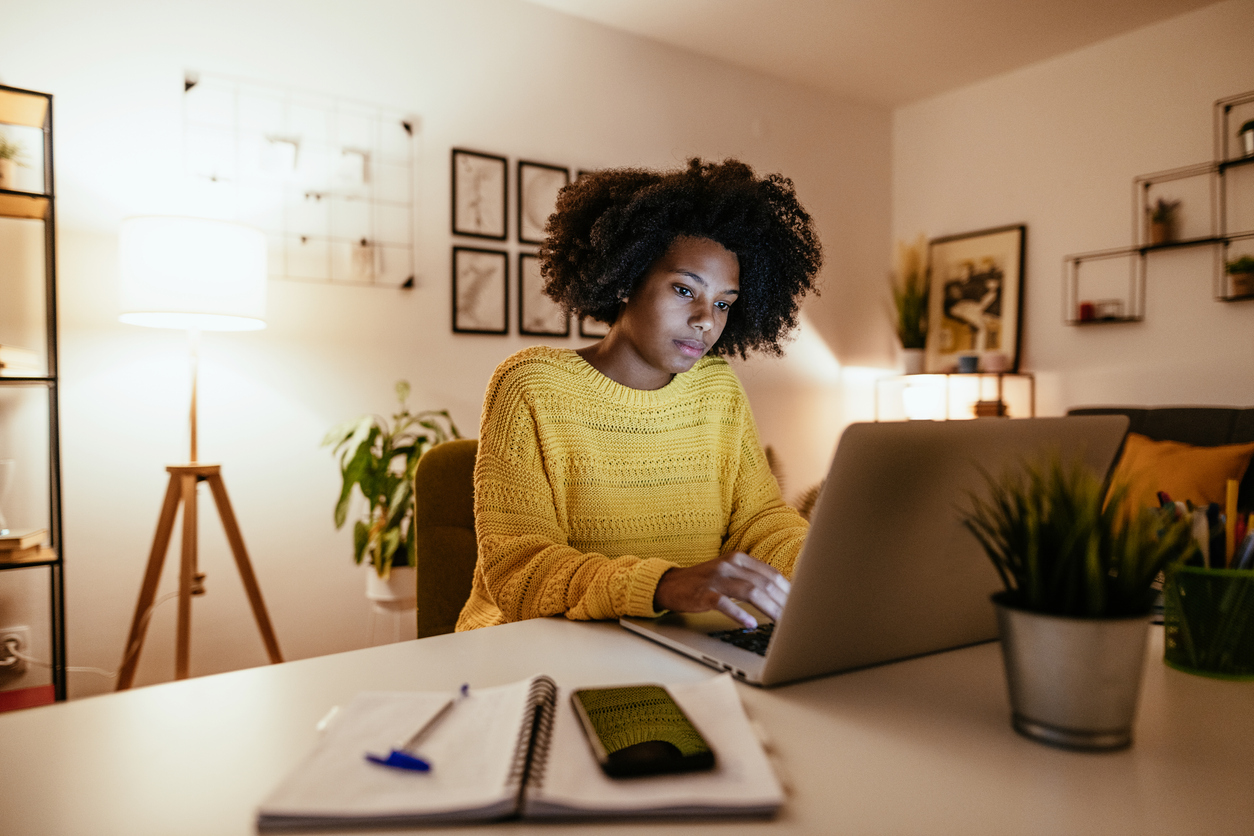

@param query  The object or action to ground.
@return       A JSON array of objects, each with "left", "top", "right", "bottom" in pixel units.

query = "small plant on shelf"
[
  {"left": 1147, "top": 197, "right": 1180, "bottom": 245},
  {"left": 322, "top": 381, "right": 461, "bottom": 578},
  {"left": 889, "top": 235, "right": 929, "bottom": 350},
  {"left": 0, "top": 133, "right": 28, "bottom": 191},
  {"left": 1227, "top": 255, "right": 1254, "bottom": 297}
]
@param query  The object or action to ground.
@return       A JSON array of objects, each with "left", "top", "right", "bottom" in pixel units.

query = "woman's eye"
[
  {"left": 674, "top": 285, "right": 693, "bottom": 298},
  {"left": 715, "top": 301, "right": 731, "bottom": 311}
]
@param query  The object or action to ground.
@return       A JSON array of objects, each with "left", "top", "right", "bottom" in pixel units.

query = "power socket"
[{"left": 0, "top": 626, "right": 30, "bottom": 676}]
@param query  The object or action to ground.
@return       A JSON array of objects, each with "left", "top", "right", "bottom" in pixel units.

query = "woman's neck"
[{"left": 576, "top": 335, "right": 673, "bottom": 391}]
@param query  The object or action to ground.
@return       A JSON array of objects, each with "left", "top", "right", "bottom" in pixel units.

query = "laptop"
[{"left": 620, "top": 415, "right": 1130, "bottom": 687}]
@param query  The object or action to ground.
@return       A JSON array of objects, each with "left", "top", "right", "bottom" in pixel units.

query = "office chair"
[{"left": 413, "top": 438, "right": 479, "bottom": 637}]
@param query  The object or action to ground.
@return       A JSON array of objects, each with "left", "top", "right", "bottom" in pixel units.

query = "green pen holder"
[{"left": 1163, "top": 565, "right": 1254, "bottom": 680}]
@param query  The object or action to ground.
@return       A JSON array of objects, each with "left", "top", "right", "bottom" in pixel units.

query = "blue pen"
[{"left": 366, "top": 683, "right": 469, "bottom": 772}]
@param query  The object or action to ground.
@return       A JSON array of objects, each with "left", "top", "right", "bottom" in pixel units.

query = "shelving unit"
[
  {"left": 874, "top": 372, "right": 1035, "bottom": 422},
  {"left": 0, "top": 84, "right": 65, "bottom": 701},
  {"left": 1064, "top": 89, "right": 1254, "bottom": 323}
]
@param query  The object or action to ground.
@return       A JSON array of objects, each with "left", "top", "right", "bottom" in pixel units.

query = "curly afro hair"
[{"left": 539, "top": 158, "right": 822, "bottom": 358}]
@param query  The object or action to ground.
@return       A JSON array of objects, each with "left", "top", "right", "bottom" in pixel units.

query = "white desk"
[{"left": 2, "top": 619, "right": 1252, "bottom": 835}]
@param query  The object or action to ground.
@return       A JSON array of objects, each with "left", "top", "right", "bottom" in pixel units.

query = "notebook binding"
[{"left": 506, "top": 675, "right": 558, "bottom": 791}]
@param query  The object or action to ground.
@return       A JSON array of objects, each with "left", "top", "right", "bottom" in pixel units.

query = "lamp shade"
[{"left": 119, "top": 217, "right": 267, "bottom": 331}]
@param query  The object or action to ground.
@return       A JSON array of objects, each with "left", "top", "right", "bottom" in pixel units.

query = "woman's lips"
[{"left": 674, "top": 339, "right": 706, "bottom": 358}]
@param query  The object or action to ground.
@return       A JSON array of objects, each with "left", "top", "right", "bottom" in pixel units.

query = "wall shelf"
[{"left": 1064, "top": 88, "right": 1254, "bottom": 324}]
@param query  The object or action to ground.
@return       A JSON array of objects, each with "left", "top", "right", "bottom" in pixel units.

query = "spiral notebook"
[{"left": 256, "top": 674, "right": 782, "bottom": 829}]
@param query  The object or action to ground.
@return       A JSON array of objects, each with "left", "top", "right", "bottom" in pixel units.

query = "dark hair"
[{"left": 539, "top": 158, "right": 822, "bottom": 358}]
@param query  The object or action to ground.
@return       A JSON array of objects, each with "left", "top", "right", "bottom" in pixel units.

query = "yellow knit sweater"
[{"left": 455, "top": 346, "right": 808, "bottom": 631}]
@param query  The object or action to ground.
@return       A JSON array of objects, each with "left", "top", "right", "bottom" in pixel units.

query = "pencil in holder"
[{"left": 1163, "top": 565, "right": 1254, "bottom": 680}]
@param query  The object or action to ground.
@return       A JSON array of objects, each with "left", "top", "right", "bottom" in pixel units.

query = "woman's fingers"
[
  {"left": 653, "top": 551, "right": 792, "bottom": 623},
  {"left": 715, "top": 595, "right": 759, "bottom": 629}
]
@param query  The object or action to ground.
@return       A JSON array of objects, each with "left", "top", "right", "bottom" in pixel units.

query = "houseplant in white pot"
[
  {"left": 323, "top": 381, "right": 460, "bottom": 605},
  {"left": 963, "top": 456, "right": 1196, "bottom": 750},
  {"left": 889, "top": 235, "right": 928, "bottom": 374}
]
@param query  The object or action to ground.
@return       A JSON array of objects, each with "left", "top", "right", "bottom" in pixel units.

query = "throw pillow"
[{"left": 1109, "top": 433, "right": 1254, "bottom": 513}]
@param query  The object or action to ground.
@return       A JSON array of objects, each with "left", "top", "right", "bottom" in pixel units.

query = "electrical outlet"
[{"left": 0, "top": 626, "right": 30, "bottom": 676}]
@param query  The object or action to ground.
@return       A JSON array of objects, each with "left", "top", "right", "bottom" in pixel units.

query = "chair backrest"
[{"left": 413, "top": 438, "right": 478, "bottom": 637}]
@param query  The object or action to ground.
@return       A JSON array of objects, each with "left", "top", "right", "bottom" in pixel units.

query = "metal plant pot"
[{"left": 993, "top": 593, "right": 1151, "bottom": 751}]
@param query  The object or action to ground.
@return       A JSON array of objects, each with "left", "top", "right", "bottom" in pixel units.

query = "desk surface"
[{"left": 2, "top": 619, "right": 1252, "bottom": 835}]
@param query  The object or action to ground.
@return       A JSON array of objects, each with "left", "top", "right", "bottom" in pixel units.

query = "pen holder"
[{"left": 1163, "top": 565, "right": 1254, "bottom": 680}]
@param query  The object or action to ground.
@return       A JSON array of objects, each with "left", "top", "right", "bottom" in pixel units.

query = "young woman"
[{"left": 456, "top": 159, "right": 823, "bottom": 632}]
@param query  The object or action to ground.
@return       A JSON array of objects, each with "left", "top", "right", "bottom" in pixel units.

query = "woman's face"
[{"left": 608, "top": 236, "right": 740, "bottom": 387}]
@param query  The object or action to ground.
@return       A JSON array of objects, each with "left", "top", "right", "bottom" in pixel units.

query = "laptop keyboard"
[{"left": 709, "top": 622, "right": 774, "bottom": 656}]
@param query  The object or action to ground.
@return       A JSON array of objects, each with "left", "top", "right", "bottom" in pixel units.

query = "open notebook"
[{"left": 256, "top": 674, "right": 782, "bottom": 829}]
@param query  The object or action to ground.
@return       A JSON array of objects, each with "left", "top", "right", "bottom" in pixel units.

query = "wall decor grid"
[{"left": 183, "top": 72, "right": 416, "bottom": 288}]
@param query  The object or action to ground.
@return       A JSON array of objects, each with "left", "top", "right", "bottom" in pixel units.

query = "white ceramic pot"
[
  {"left": 365, "top": 565, "right": 416, "bottom": 609},
  {"left": 994, "top": 593, "right": 1150, "bottom": 751},
  {"left": 900, "top": 347, "right": 925, "bottom": 376}
]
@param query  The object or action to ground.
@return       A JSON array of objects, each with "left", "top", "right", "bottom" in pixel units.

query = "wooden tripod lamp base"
[{"left": 116, "top": 464, "right": 283, "bottom": 690}]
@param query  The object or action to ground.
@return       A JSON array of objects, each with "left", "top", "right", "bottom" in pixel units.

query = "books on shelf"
[
  {"left": 257, "top": 673, "right": 782, "bottom": 829},
  {"left": 0, "top": 344, "right": 41, "bottom": 376},
  {"left": 0, "top": 529, "right": 46, "bottom": 552}
]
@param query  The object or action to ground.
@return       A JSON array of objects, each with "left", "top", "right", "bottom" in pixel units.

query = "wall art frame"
[
  {"left": 517, "top": 160, "right": 568, "bottom": 244},
  {"left": 518, "top": 252, "right": 569, "bottom": 337},
  {"left": 924, "top": 224, "right": 1026, "bottom": 373},
  {"left": 451, "top": 148, "right": 507, "bottom": 240},
  {"left": 452, "top": 246, "right": 509, "bottom": 334},
  {"left": 579, "top": 317, "right": 611, "bottom": 339}
]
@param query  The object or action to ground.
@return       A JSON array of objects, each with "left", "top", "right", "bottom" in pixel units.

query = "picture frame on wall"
[
  {"left": 924, "top": 224, "right": 1026, "bottom": 374},
  {"left": 518, "top": 160, "right": 569, "bottom": 244},
  {"left": 579, "top": 317, "right": 611, "bottom": 339},
  {"left": 518, "top": 253, "right": 569, "bottom": 336},
  {"left": 452, "top": 148, "right": 507, "bottom": 240},
  {"left": 452, "top": 246, "right": 508, "bottom": 334}
]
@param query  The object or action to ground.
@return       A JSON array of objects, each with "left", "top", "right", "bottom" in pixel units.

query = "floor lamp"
[{"left": 115, "top": 216, "right": 283, "bottom": 690}]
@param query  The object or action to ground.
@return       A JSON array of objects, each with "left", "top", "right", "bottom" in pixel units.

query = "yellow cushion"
[{"left": 1109, "top": 432, "right": 1254, "bottom": 512}]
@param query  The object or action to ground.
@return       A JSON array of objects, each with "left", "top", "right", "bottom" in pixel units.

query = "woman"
[{"left": 456, "top": 159, "right": 822, "bottom": 632}]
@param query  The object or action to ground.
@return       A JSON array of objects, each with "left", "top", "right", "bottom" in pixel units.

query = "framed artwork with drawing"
[
  {"left": 452, "top": 246, "right": 508, "bottom": 334},
  {"left": 924, "top": 225, "right": 1025, "bottom": 373},
  {"left": 452, "top": 149, "right": 507, "bottom": 240},
  {"left": 518, "top": 161, "right": 568, "bottom": 244},
  {"left": 579, "top": 317, "right": 610, "bottom": 339},
  {"left": 518, "top": 253, "right": 568, "bottom": 336}
]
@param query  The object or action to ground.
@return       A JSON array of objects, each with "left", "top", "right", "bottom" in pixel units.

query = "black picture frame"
[
  {"left": 451, "top": 148, "right": 507, "bottom": 240},
  {"left": 579, "top": 316, "right": 611, "bottom": 339},
  {"left": 518, "top": 253, "right": 569, "bottom": 337},
  {"left": 924, "top": 224, "right": 1026, "bottom": 373},
  {"left": 452, "top": 246, "right": 509, "bottom": 335},
  {"left": 517, "top": 160, "right": 569, "bottom": 244}
]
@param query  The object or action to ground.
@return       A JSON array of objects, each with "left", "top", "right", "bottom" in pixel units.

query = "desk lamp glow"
[{"left": 115, "top": 216, "right": 283, "bottom": 690}]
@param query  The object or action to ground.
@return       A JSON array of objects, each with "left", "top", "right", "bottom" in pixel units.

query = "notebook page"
[
  {"left": 524, "top": 674, "right": 783, "bottom": 818},
  {"left": 258, "top": 678, "right": 536, "bottom": 828}
]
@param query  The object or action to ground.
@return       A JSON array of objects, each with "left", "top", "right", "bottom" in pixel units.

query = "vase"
[
  {"left": 365, "top": 564, "right": 416, "bottom": 611},
  {"left": 993, "top": 593, "right": 1151, "bottom": 751},
  {"left": 0, "top": 159, "right": 14, "bottom": 190},
  {"left": 1242, "top": 127, "right": 1254, "bottom": 157},
  {"left": 1149, "top": 219, "right": 1173, "bottom": 245},
  {"left": 1229, "top": 271, "right": 1254, "bottom": 298},
  {"left": 900, "top": 347, "right": 925, "bottom": 375}
]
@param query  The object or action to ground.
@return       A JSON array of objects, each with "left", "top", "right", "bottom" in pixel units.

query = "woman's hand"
[{"left": 653, "top": 551, "right": 791, "bottom": 629}]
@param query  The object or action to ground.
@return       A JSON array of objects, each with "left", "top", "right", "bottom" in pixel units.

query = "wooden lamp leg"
[{"left": 116, "top": 474, "right": 182, "bottom": 691}]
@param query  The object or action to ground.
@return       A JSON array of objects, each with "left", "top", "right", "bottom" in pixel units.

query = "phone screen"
[{"left": 571, "top": 685, "right": 715, "bottom": 777}]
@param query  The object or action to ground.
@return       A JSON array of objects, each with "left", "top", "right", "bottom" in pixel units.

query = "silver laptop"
[{"left": 620, "top": 416, "right": 1130, "bottom": 687}]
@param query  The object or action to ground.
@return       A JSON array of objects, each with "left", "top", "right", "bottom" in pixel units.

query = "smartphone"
[{"left": 570, "top": 684, "right": 715, "bottom": 778}]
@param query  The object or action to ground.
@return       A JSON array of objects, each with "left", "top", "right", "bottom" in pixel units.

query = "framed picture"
[
  {"left": 518, "top": 160, "right": 568, "bottom": 244},
  {"left": 924, "top": 225, "right": 1026, "bottom": 374},
  {"left": 579, "top": 317, "right": 611, "bottom": 339},
  {"left": 518, "top": 253, "right": 569, "bottom": 336},
  {"left": 451, "top": 148, "right": 507, "bottom": 240},
  {"left": 452, "top": 246, "right": 508, "bottom": 334}
]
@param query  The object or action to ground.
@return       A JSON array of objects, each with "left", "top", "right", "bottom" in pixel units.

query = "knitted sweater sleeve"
[
  {"left": 721, "top": 399, "right": 810, "bottom": 576},
  {"left": 470, "top": 364, "right": 674, "bottom": 623}
]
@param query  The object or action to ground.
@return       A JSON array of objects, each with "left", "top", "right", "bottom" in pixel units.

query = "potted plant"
[
  {"left": 963, "top": 456, "right": 1196, "bottom": 750},
  {"left": 323, "top": 381, "right": 460, "bottom": 604},
  {"left": 1147, "top": 197, "right": 1180, "bottom": 245},
  {"left": 1226, "top": 255, "right": 1254, "bottom": 298},
  {"left": 1240, "top": 119, "right": 1254, "bottom": 158},
  {"left": 0, "top": 133, "right": 28, "bottom": 191},
  {"left": 889, "top": 235, "right": 929, "bottom": 374}
]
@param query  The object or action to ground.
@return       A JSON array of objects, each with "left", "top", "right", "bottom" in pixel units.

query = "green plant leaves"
[{"left": 962, "top": 455, "right": 1197, "bottom": 617}]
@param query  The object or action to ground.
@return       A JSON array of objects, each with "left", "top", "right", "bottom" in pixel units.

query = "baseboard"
[{"left": 0, "top": 684, "right": 55, "bottom": 712}]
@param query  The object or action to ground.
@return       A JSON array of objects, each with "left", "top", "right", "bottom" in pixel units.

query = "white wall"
[
  {"left": 0, "top": 0, "right": 890, "bottom": 697},
  {"left": 893, "top": 0, "right": 1254, "bottom": 416}
]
